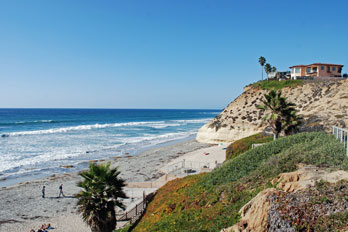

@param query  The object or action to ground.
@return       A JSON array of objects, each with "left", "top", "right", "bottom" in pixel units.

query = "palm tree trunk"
[{"left": 262, "top": 66, "right": 263, "bottom": 80}]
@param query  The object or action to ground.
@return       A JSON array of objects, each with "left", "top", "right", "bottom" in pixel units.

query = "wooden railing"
[
  {"left": 332, "top": 126, "right": 348, "bottom": 156},
  {"left": 116, "top": 192, "right": 155, "bottom": 224}
]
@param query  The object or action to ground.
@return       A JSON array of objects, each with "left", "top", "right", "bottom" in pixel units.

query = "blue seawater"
[{"left": 0, "top": 109, "right": 219, "bottom": 186}]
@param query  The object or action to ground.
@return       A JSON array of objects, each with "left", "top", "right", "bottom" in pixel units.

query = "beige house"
[{"left": 290, "top": 63, "right": 344, "bottom": 80}]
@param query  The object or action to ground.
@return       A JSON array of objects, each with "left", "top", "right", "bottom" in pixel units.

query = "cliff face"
[{"left": 197, "top": 80, "right": 348, "bottom": 143}]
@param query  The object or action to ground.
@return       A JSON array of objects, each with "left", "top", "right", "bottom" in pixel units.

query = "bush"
[
  {"left": 252, "top": 79, "right": 303, "bottom": 90},
  {"left": 225, "top": 133, "right": 273, "bottom": 160}
]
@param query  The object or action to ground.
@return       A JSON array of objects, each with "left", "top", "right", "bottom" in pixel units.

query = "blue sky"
[{"left": 0, "top": 0, "right": 347, "bottom": 109}]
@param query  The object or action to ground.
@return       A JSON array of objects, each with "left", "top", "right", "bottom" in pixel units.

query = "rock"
[
  {"left": 59, "top": 165, "right": 74, "bottom": 168},
  {"left": 222, "top": 188, "right": 278, "bottom": 232},
  {"left": 274, "top": 165, "right": 348, "bottom": 193}
]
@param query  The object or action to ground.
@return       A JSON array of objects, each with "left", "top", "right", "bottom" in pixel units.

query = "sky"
[{"left": 0, "top": 0, "right": 347, "bottom": 109}]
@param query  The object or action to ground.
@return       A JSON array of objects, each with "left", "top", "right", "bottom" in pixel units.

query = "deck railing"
[{"left": 332, "top": 126, "right": 348, "bottom": 156}]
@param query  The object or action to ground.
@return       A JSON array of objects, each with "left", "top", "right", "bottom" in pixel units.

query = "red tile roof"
[
  {"left": 310, "top": 63, "right": 343, "bottom": 66},
  {"left": 289, "top": 63, "right": 344, "bottom": 68}
]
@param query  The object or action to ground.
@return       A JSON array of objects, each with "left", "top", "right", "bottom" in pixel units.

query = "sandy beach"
[{"left": 0, "top": 139, "right": 223, "bottom": 232}]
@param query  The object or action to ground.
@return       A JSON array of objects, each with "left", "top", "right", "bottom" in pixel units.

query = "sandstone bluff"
[{"left": 197, "top": 80, "right": 348, "bottom": 143}]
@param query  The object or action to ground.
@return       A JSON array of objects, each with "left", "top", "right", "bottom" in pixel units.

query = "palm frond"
[{"left": 76, "top": 162, "right": 128, "bottom": 232}]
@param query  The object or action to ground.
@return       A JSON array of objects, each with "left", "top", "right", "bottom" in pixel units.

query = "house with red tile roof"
[{"left": 289, "top": 63, "right": 344, "bottom": 80}]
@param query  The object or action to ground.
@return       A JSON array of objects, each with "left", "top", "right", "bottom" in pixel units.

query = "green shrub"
[
  {"left": 204, "top": 132, "right": 347, "bottom": 187},
  {"left": 252, "top": 79, "right": 303, "bottom": 90},
  {"left": 133, "top": 132, "right": 348, "bottom": 232},
  {"left": 225, "top": 133, "right": 273, "bottom": 160}
]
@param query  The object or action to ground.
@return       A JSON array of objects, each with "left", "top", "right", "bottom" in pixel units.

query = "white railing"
[
  {"left": 252, "top": 143, "right": 264, "bottom": 149},
  {"left": 166, "top": 159, "right": 214, "bottom": 174},
  {"left": 166, "top": 160, "right": 185, "bottom": 173},
  {"left": 332, "top": 126, "right": 348, "bottom": 156}
]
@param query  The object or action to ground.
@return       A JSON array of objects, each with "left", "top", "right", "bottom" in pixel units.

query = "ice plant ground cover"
[{"left": 125, "top": 132, "right": 348, "bottom": 232}]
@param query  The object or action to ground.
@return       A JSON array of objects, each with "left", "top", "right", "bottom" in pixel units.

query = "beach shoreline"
[
  {"left": 0, "top": 135, "right": 199, "bottom": 188},
  {"left": 0, "top": 138, "right": 217, "bottom": 232}
]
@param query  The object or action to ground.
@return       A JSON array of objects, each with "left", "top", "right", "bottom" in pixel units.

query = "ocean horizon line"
[{"left": 0, "top": 107, "right": 222, "bottom": 111}]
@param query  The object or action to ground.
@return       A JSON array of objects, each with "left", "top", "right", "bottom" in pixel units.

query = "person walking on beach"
[
  {"left": 42, "top": 186, "right": 45, "bottom": 198},
  {"left": 58, "top": 184, "right": 65, "bottom": 198}
]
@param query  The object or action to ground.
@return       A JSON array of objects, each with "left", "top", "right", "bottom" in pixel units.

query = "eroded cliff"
[{"left": 197, "top": 80, "right": 348, "bottom": 143}]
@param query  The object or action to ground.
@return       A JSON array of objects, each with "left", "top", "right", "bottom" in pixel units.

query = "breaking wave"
[{"left": 1, "top": 118, "right": 212, "bottom": 137}]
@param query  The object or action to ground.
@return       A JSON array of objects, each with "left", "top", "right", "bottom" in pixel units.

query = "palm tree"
[
  {"left": 258, "top": 90, "right": 301, "bottom": 140},
  {"left": 271, "top": 66, "right": 277, "bottom": 73},
  {"left": 258, "top": 56, "right": 266, "bottom": 80},
  {"left": 264, "top": 63, "right": 272, "bottom": 79},
  {"left": 76, "top": 162, "right": 128, "bottom": 232}
]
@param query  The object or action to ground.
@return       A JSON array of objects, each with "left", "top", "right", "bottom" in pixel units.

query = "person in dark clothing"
[
  {"left": 42, "top": 186, "right": 45, "bottom": 198},
  {"left": 58, "top": 184, "right": 65, "bottom": 198}
]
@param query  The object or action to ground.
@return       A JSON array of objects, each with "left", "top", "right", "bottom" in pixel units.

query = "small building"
[
  {"left": 289, "top": 63, "right": 344, "bottom": 80},
  {"left": 267, "top": 71, "right": 291, "bottom": 80}
]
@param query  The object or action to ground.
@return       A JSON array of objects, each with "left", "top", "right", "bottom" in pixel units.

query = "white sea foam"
[
  {"left": 1, "top": 119, "right": 207, "bottom": 137},
  {"left": 0, "top": 115, "right": 210, "bottom": 184},
  {"left": 199, "top": 111, "right": 220, "bottom": 115},
  {"left": 1, "top": 121, "right": 184, "bottom": 137},
  {"left": 0, "top": 142, "right": 125, "bottom": 174},
  {"left": 172, "top": 118, "right": 211, "bottom": 123},
  {"left": 147, "top": 123, "right": 182, "bottom": 129},
  {"left": 0, "top": 129, "right": 196, "bottom": 175},
  {"left": 14, "top": 120, "right": 54, "bottom": 124},
  {"left": 121, "top": 131, "right": 196, "bottom": 145}
]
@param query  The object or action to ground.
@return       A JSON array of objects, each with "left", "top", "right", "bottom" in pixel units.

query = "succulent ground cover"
[
  {"left": 122, "top": 132, "right": 348, "bottom": 232},
  {"left": 269, "top": 180, "right": 348, "bottom": 231}
]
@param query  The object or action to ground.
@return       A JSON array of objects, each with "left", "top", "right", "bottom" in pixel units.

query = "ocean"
[{"left": 0, "top": 108, "right": 219, "bottom": 186}]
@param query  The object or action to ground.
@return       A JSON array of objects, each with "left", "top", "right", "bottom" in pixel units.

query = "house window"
[
  {"left": 332, "top": 66, "right": 336, "bottom": 71},
  {"left": 295, "top": 68, "right": 300, "bottom": 74},
  {"left": 291, "top": 68, "right": 294, "bottom": 74},
  {"left": 306, "top": 67, "right": 311, "bottom": 73},
  {"left": 321, "top": 66, "right": 325, "bottom": 70}
]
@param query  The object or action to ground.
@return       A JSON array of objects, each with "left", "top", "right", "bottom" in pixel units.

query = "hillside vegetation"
[
  {"left": 252, "top": 79, "right": 303, "bottom": 90},
  {"left": 225, "top": 133, "right": 272, "bottom": 160},
  {"left": 130, "top": 132, "right": 348, "bottom": 232}
]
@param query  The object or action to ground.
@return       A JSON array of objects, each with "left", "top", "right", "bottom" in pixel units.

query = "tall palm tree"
[
  {"left": 258, "top": 90, "right": 301, "bottom": 140},
  {"left": 258, "top": 56, "right": 266, "bottom": 80},
  {"left": 76, "top": 162, "right": 128, "bottom": 232}
]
